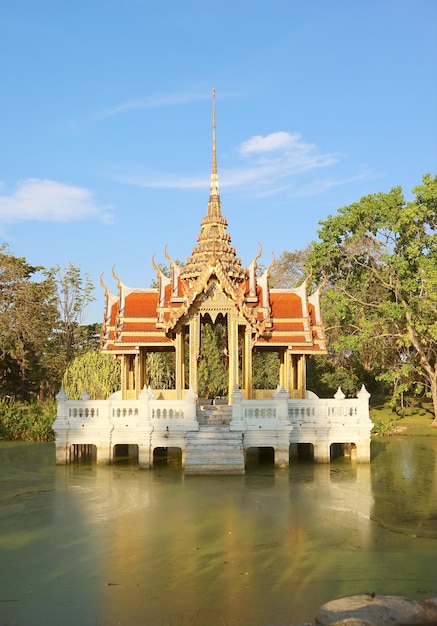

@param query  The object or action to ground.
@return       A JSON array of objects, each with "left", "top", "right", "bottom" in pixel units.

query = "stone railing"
[
  {"left": 54, "top": 386, "right": 199, "bottom": 431},
  {"left": 54, "top": 383, "right": 373, "bottom": 465}
]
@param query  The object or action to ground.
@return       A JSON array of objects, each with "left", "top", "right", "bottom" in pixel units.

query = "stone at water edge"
[{"left": 315, "top": 594, "right": 437, "bottom": 625}]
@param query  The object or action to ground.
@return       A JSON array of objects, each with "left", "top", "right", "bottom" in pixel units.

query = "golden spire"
[
  {"left": 181, "top": 88, "right": 245, "bottom": 281},
  {"left": 210, "top": 87, "right": 219, "bottom": 201}
]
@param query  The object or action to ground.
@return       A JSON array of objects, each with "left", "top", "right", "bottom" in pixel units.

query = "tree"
[
  {"left": 49, "top": 262, "right": 95, "bottom": 365},
  {"left": 145, "top": 352, "right": 175, "bottom": 389},
  {"left": 252, "top": 350, "right": 279, "bottom": 390},
  {"left": 198, "top": 316, "right": 228, "bottom": 398},
  {"left": 308, "top": 173, "right": 437, "bottom": 425},
  {"left": 269, "top": 245, "right": 312, "bottom": 288},
  {"left": 63, "top": 350, "right": 121, "bottom": 400},
  {"left": 0, "top": 244, "right": 59, "bottom": 400}
]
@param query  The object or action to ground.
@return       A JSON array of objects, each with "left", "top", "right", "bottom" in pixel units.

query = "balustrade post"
[
  {"left": 230, "top": 387, "right": 244, "bottom": 430},
  {"left": 185, "top": 388, "right": 198, "bottom": 420}
]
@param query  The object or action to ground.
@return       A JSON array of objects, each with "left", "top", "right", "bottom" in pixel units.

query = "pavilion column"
[
  {"left": 138, "top": 350, "right": 145, "bottom": 392},
  {"left": 243, "top": 326, "right": 253, "bottom": 399},
  {"left": 189, "top": 316, "right": 200, "bottom": 395},
  {"left": 175, "top": 330, "right": 185, "bottom": 400},
  {"left": 290, "top": 354, "right": 297, "bottom": 398},
  {"left": 284, "top": 349, "right": 292, "bottom": 396},
  {"left": 279, "top": 348, "right": 286, "bottom": 389},
  {"left": 228, "top": 315, "right": 239, "bottom": 402},
  {"left": 134, "top": 353, "right": 141, "bottom": 398},
  {"left": 297, "top": 355, "right": 306, "bottom": 399},
  {"left": 121, "top": 355, "right": 127, "bottom": 400}
]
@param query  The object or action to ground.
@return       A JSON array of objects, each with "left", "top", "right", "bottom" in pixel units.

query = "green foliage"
[
  {"left": 269, "top": 245, "right": 312, "bottom": 288},
  {"left": 0, "top": 243, "right": 59, "bottom": 401},
  {"left": 370, "top": 416, "right": 396, "bottom": 436},
  {"left": 0, "top": 246, "right": 100, "bottom": 401},
  {"left": 63, "top": 350, "right": 121, "bottom": 399},
  {"left": 253, "top": 351, "right": 279, "bottom": 389},
  {"left": 198, "top": 317, "right": 228, "bottom": 398},
  {"left": 307, "top": 354, "right": 365, "bottom": 398},
  {"left": 308, "top": 173, "right": 437, "bottom": 424},
  {"left": 369, "top": 396, "right": 437, "bottom": 436},
  {"left": 0, "top": 399, "right": 56, "bottom": 441},
  {"left": 48, "top": 262, "right": 96, "bottom": 376},
  {"left": 146, "top": 352, "right": 175, "bottom": 389}
]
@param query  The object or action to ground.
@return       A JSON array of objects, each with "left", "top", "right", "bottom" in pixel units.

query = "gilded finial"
[
  {"left": 100, "top": 272, "right": 109, "bottom": 295},
  {"left": 255, "top": 242, "right": 262, "bottom": 263},
  {"left": 111, "top": 265, "right": 121, "bottom": 289},
  {"left": 267, "top": 252, "right": 276, "bottom": 277}
]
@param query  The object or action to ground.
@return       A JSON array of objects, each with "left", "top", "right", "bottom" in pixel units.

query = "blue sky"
[{"left": 1, "top": 0, "right": 436, "bottom": 323}]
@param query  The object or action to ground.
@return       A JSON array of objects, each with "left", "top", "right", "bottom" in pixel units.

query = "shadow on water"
[{"left": 0, "top": 438, "right": 436, "bottom": 626}]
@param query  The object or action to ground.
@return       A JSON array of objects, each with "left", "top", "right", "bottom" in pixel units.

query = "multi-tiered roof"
[{"left": 101, "top": 90, "right": 326, "bottom": 356}]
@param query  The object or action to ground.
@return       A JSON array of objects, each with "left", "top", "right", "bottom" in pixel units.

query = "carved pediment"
[{"left": 202, "top": 281, "right": 227, "bottom": 303}]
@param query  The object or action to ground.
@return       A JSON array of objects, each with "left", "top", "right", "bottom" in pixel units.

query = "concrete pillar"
[
  {"left": 96, "top": 444, "right": 112, "bottom": 465},
  {"left": 274, "top": 445, "right": 290, "bottom": 468},
  {"left": 356, "top": 440, "right": 371, "bottom": 462},
  {"left": 313, "top": 442, "right": 330, "bottom": 463},
  {"left": 55, "top": 442, "right": 68, "bottom": 465},
  {"left": 138, "top": 444, "right": 151, "bottom": 468}
]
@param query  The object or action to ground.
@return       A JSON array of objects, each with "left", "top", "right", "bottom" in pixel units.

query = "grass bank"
[{"left": 370, "top": 397, "right": 437, "bottom": 436}]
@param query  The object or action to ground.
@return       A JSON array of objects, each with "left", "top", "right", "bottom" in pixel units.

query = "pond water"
[{"left": 0, "top": 437, "right": 436, "bottom": 626}]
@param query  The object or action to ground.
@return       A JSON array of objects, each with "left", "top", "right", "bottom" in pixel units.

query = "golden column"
[
  {"left": 189, "top": 315, "right": 200, "bottom": 395},
  {"left": 175, "top": 330, "right": 185, "bottom": 400},
  {"left": 243, "top": 325, "right": 253, "bottom": 399},
  {"left": 227, "top": 313, "right": 239, "bottom": 402}
]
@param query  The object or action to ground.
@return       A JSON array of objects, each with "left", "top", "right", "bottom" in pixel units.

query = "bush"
[
  {"left": 370, "top": 416, "right": 396, "bottom": 436},
  {"left": 0, "top": 399, "right": 56, "bottom": 441}
]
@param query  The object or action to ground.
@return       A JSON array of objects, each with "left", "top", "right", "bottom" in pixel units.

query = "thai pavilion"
[
  {"left": 54, "top": 91, "right": 373, "bottom": 473},
  {"left": 100, "top": 91, "right": 325, "bottom": 403}
]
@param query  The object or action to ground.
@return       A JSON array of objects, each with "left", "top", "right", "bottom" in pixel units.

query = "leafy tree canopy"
[
  {"left": 308, "top": 173, "right": 437, "bottom": 425},
  {"left": 269, "top": 245, "right": 312, "bottom": 288},
  {"left": 0, "top": 243, "right": 59, "bottom": 400}
]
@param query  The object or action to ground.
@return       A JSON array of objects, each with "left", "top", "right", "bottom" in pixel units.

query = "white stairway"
[{"left": 184, "top": 405, "right": 245, "bottom": 475}]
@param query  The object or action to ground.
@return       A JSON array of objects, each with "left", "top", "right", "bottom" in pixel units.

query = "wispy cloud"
[
  {"left": 96, "top": 90, "right": 211, "bottom": 122},
  {"left": 120, "top": 131, "right": 340, "bottom": 196},
  {"left": 0, "top": 179, "right": 113, "bottom": 224},
  {"left": 293, "top": 170, "right": 376, "bottom": 197}
]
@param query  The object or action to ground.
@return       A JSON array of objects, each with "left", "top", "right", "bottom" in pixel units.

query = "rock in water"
[{"left": 315, "top": 594, "right": 437, "bottom": 625}]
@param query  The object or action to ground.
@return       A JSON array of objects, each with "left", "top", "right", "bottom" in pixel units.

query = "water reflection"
[
  {"left": 371, "top": 438, "right": 437, "bottom": 538},
  {"left": 0, "top": 438, "right": 436, "bottom": 626}
]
